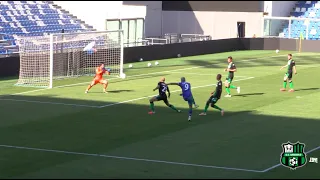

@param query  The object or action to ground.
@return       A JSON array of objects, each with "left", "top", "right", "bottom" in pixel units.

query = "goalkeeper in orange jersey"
[{"left": 85, "top": 63, "right": 111, "bottom": 94}]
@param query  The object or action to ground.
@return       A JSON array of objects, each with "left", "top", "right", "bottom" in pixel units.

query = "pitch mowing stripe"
[
  {"left": 0, "top": 144, "right": 263, "bottom": 173},
  {"left": 1, "top": 77, "right": 254, "bottom": 108},
  {"left": 98, "top": 77, "right": 254, "bottom": 108},
  {"left": 0, "top": 98, "right": 100, "bottom": 108},
  {"left": 11, "top": 54, "right": 287, "bottom": 96},
  {"left": 261, "top": 145, "right": 320, "bottom": 172}
]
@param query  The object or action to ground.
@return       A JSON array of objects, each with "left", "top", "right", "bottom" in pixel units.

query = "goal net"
[{"left": 15, "top": 30, "right": 124, "bottom": 89}]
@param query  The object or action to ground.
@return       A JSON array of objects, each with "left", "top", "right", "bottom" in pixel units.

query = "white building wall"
[
  {"left": 121, "top": 1, "right": 162, "bottom": 37},
  {"left": 162, "top": 11, "right": 263, "bottom": 39},
  {"left": 53, "top": 1, "right": 147, "bottom": 31},
  {"left": 271, "top": 1, "right": 296, "bottom": 17},
  {"left": 54, "top": 1, "right": 293, "bottom": 39},
  {"left": 264, "top": 1, "right": 296, "bottom": 36}
]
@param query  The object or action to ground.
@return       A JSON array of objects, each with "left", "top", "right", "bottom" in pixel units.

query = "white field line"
[
  {"left": 0, "top": 144, "right": 263, "bottom": 173},
  {"left": 169, "top": 71, "right": 249, "bottom": 77},
  {"left": 0, "top": 142, "right": 317, "bottom": 174},
  {"left": 261, "top": 145, "right": 320, "bottom": 172},
  {"left": 98, "top": 77, "right": 254, "bottom": 108},
  {"left": 1, "top": 77, "right": 254, "bottom": 108},
  {"left": 11, "top": 54, "right": 287, "bottom": 96}
]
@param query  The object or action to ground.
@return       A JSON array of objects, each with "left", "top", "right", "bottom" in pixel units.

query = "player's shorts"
[
  {"left": 156, "top": 95, "right": 169, "bottom": 104},
  {"left": 93, "top": 78, "right": 105, "bottom": 85},
  {"left": 208, "top": 95, "right": 219, "bottom": 105},
  {"left": 285, "top": 72, "right": 293, "bottom": 79},
  {"left": 183, "top": 96, "right": 194, "bottom": 106},
  {"left": 225, "top": 77, "right": 233, "bottom": 84}
]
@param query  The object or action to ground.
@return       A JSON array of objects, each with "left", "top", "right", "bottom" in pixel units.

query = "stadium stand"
[
  {"left": 0, "top": 1, "right": 94, "bottom": 56},
  {"left": 282, "top": 1, "right": 320, "bottom": 39}
]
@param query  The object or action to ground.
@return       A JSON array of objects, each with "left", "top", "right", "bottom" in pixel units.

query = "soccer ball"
[
  {"left": 276, "top": 49, "right": 279, "bottom": 53},
  {"left": 120, "top": 73, "right": 126, "bottom": 79},
  {"left": 155, "top": 61, "right": 159, "bottom": 65},
  {"left": 177, "top": 54, "right": 181, "bottom": 57},
  {"left": 147, "top": 62, "right": 152, "bottom": 67},
  {"left": 289, "top": 157, "right": 298, "bottom": 166},
  {"left": 129, "top": 64, "right": 133, "bottom": 68},
  {"left": 139, "top": 58, "right": 144, "bottom": 62}
]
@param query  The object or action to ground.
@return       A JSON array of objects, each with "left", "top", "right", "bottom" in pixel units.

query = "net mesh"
[{"left": 16, "top": 30, "right": 123, "bottom": 88}]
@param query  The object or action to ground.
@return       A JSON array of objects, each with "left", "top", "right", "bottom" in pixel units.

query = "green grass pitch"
[{"left": 0, "top": 50, "right": 319, "bottom": 178}]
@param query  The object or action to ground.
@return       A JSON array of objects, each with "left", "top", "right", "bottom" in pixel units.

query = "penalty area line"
[
  {"left": 2, "top": 77, "right": 254, "bottom": 108},
  {"left": 169, "top": 71, "right": 249, "bottom": 77},
  {"left": 0, "top": 144, "right": 263, "bottom": 173},
  {"left": 99, "top": 77, "right": 254, "bottom": 108}
]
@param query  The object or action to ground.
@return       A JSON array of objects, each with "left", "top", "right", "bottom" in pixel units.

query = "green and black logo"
[{"left": 280, "top": 142, "right": 307, "bottom": 170}]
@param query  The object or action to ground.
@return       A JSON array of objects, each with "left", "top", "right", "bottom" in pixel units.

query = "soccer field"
[{"left": 0, "top": 50, "right": 319, "bottom": 178}]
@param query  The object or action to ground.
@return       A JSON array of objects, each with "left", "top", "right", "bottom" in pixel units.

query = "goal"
[{"left": 15, "top": 30, "right": 125, "bottom": 89}]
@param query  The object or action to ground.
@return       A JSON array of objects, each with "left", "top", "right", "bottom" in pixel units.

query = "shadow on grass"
[
  {"left": 184, "top": 55, "right": 319, "bottom": 69},
  {"left": 233, "top": 93, "right": 265, "bottom": 97},
  {"left": 107, "top": 90, "right": 135, "bottom": 93},
  {"left": 0, "top": 94, "right": 319, "bottom": 178},
  {"left": 0, "top": 76, "right": 18, "bottom": 81},
  {"left": 294, "top": 88, "right": 319, "bottom": 92}
]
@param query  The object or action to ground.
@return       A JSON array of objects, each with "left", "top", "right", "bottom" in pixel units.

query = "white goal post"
[{"left": 15, "top": 30, "right": 125, "bottom": 89}]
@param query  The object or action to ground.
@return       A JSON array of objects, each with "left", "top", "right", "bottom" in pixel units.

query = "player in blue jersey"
[{"left": 167, "top": 77, "right": 199, "bottom": 121}]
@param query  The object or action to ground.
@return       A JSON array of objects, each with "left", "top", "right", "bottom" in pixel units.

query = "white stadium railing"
[{"left": 263, "top": 16, "right": 320, "bottom": 40}]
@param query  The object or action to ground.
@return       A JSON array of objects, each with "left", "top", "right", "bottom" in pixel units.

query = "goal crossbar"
[{"left": 15, "top": 30, "right": 124, "bottom": 89}]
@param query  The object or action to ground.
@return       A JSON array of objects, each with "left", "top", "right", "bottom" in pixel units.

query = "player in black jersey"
[
  {"left": 280, "top": 54, "right": 297, "bottom": 92},
  {"left": 224, "top": 56, "right": 240, "bottom": 97},
  {"left": 199, "top": 74, "right": 225, "bottom": 116},
  {"left": 148, "top": 77, "right": 181, "bottom": 114}
]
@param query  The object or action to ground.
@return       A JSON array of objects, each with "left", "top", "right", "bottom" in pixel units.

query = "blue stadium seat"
[
  {"left": 281, "top": 1, "right": 320, "bottom": 40},
  {"left": 0, "top": 1, "right": 93, "bottom": 54}
]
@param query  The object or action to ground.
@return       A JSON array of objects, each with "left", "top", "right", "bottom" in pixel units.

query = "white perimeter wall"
[
  {"left": 53, "top": 1, "right": 146, "bottom": 31},
  {"left": 264, "top": 1, "right": 296, "bottom": 36},
  {"left": 271, "top": 1, "right": 296, "bottom": 17},
  {"left": 54, "top": 1, "right": 266, "bottom": 39},
  {"left": 162, "top": 11, "right": 263, "bottom": 39}
]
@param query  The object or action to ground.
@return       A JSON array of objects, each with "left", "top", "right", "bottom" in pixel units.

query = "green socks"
[
  {"left": 289, "top": 81, "right": 293, "bottom": 89},
  {"left": 213, "top": 105, "right": 222, "bottom": 111},
  {"left": 169, "top": 105, "right": 179, "bottom": 112},
  {"left": 204, "top": 104, "right": 209, "bottom": 113},
  {"left": 204, "top": 103, "right": 222, "bottom": 113},
  {"left": 226, "top": 84, "right": 237, "bottom": 95},
  {"left": 230, "top": 85, "right": 237, "bottom": 89},
  {"left": 283, "top": 81, "right": 293, "bottom": 89},
  {"left": 225, "top": 87, "right": 231, "bottom": 94},
  {"left": 150, "top": 102, "right": 155, "bottom": 112},
  {"left": 283, "top": 81, "right": 287, "bottom": 88}
]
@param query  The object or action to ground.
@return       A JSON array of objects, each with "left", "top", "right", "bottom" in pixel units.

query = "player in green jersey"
[
  {"left": 148, "top": 77, "right": 181, "bottom": 114},
  {"left": 280, "top": 54, "right": 297, "bottom": 92},
  {"left": 224, "top": 56, "right": 240, "bottom": 97},
  {"left": 199, "top": 74, "right": 224, "bottom": 116}
]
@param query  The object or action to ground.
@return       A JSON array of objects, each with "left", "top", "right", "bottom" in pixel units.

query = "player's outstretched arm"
[
  {"left": 153, "top": 85, "right": 160, "bottom": 91},
  {"left": 167, "top": 86, "right": 171, "bottom": 98},
  {"left": 293, "top": 66, "right": 297, "bottom": 74},
  {"left": 167, "top": 82, "right": 179, "bottom": 85}
]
